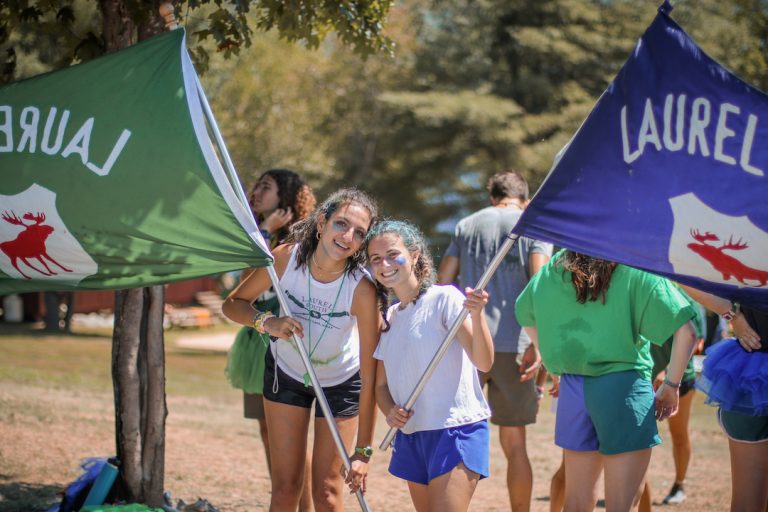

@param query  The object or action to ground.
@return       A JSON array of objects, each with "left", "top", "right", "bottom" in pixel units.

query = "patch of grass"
[{"left": 0, "top": 323, "right": 239, "bottom": 400}]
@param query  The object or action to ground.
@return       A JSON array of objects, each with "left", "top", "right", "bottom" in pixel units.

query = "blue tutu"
[{"left": 696, "top": 338, "right": 768, "bottom": 416}]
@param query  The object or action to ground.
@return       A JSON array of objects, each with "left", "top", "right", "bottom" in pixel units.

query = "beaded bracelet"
[
  {"left": 252, "top": 310, "right": 275, "bottom": 334},
  {"left": 663, "top": 377, "right": 680, "bottom": 389}
]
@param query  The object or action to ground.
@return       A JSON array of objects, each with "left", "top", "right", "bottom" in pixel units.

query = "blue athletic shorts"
[
  {"left": 555, "top": 371, "right": 661, "bottom": 455},
  {"left": 389, "top": 420, "right": 490, "bottom": 485}
]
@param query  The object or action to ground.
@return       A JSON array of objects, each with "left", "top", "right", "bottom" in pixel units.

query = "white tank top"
[{"left": 271, "top": 245, "right": 368, "bottom": 386}]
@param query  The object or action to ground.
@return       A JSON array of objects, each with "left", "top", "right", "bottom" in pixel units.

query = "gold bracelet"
[{"left": 252, "top": 311, "right": 275, "bottom": 334}]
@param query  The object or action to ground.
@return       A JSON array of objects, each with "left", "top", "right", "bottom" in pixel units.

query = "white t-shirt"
[
  {"left": 373, "top": 285, "right": 490, "bottom": 434},
  {"left": 271, "top": 245, "right": 368, "bottom": 386}
]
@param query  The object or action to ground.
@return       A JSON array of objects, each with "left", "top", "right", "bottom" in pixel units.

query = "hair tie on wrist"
[{"left": 252, "top": 310, "right": 275, "bottom": 334}]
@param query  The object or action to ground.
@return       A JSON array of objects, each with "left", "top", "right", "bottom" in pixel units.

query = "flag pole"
[
  {"left": 193, "top": 74, "right": 250, "bottom": 209},
  {"left": 194, "top": 76, "right": 371, "bottom": 512},
  {"left": 379, "top": 233, "right": 520, "bottom": 451}
]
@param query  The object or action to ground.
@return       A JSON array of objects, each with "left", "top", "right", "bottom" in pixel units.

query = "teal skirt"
[{"left": 225, "top": 326, "right": 270, "bottom": 394}]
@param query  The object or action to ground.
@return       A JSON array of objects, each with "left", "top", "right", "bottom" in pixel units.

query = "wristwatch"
[
  {"left": 355, "top": 446, "right": 373, "bottom": 458},
  {"left": 721, "top": 302, "right": 740, "bottom": 321}
]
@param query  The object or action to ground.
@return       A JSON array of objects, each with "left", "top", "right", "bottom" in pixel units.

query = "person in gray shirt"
[{"left": 438, "top": 170, "right": 552, "bottom": 512}]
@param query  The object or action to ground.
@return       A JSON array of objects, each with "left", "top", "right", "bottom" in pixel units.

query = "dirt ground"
[{"left": 0, "top": 327, "right": 732, "bottom": 511}]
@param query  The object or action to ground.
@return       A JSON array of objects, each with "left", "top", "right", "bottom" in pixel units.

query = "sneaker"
[{"left": 662, "top": 483, "right": 687, "bottom": 505}]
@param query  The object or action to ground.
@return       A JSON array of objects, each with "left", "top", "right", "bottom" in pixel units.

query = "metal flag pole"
[
  {"left": 379, "top": 233, "right": 520, "bottom": 451},
  {"left": 193, "top": 73, "right": 251, "bottom": 209},
  {"left": 194, "top": 77, "right": 371, "bottom": 512}
]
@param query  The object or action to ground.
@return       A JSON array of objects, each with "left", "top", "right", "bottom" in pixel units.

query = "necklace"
[
  {"left": 397, "top": 287, "right": 423, "bottom": 310},
  {"left": 302, "top": 268, "right": 347, "bottom": 387},
  {"left": 312, "top": 252, "right": 346, "bottom": 275}
]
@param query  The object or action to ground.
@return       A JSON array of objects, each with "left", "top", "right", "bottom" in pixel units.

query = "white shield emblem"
[
  {"left": 669, "top": 193, "right": 768, "bottom": 288},
  {"left": 0, "top": 184, "right": 97, "bottom": 284}
]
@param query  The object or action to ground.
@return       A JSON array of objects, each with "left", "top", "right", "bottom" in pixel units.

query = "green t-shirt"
[
  {"left": 515, "top": 250, "right": 695, "bottom": 379},
  {"left": 650, "top": 290, "right": 702, "bottom": 382}
]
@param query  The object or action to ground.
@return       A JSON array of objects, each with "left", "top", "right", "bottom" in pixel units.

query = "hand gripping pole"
[
  {"left": 195, "top": 72, "right": 370, "bottom": 510},
  {"left": 378, "top": 234, "right": 520, "bottom": 451},
  {"left": 267, "top": 265, "right": 372, "bottom": 512}
]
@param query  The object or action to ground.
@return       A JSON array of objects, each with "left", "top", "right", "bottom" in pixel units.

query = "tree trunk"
[
  {"left": 106, "top": 0, "right": 168, "bottom": 507},
  {"left": 43, "top": 292, "right": 60, "bottom": 330},
  {"left": 141, "top": 285, "right": 167, "bottom": 503},
  {"left": 112, "top": 288, "right": 144, "bottom": 501},
  {"left": 112, "top": 286, "right": 167, "bottom": 507}
]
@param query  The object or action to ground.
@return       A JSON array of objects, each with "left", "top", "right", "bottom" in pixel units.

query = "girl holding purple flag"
[
  {"left": 365, "top": 220, "right": 494, "bottom": 511},
  {"left": 223, "top": 188, "right": 381, "bottom": 511},
  {"left": 515, "top": 250, "right": 697, "bottom": 511}
]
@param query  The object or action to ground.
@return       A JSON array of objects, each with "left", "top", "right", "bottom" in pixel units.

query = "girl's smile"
[{"left": 367, "top": 234, "right": 418, "bottom": 291}]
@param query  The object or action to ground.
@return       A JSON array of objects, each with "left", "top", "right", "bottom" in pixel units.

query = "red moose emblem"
[
  {"left": 688, "top": 229, "right": 768, "bottom": 287},
  {"left": 1, "top": 211, "right": 72, "bottom": 279}
]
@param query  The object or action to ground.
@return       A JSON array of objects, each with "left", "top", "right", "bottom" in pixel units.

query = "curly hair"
[
  {"left": 286, "top": 188, "right": 379, "bottom": 276},
  {"left": 557, "top": 250, "right": 617, "bottom": 304},
  {"left": 364, "top": 219, "right": 436, "bottom": 331},
  {"left": 254, "top": 169, "right": 317, "bottom": 243}
]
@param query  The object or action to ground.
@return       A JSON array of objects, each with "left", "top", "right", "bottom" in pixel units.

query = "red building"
[{"left": 17, "top": 276, "right": 219, "bottom": 321}]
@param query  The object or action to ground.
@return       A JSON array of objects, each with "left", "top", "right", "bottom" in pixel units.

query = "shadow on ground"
[{"left": 0, "top": 476, "right": 61, "bottom": 512}]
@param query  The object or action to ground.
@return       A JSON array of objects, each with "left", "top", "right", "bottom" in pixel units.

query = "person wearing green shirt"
[
  {"left": 515, "top": 250, "right": 697, "bottom": 511},
  {"left": 643, "top": 292, "right": 703, "bottom": 506}
]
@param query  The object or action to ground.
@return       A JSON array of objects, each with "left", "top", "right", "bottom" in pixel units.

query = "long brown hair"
[
  {"left": 286, "top": 188, "right": 379, "bottom": 276},
  {"left": 559, "top": 250, "right": 617, "bottom": 304}
]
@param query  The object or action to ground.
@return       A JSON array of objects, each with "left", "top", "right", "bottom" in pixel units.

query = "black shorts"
[
  {"left": 679, "top": 378, "right": 696, "bottom": 398},
  {"left": 263, "top": 347, "right": 360, "bottom": 418}
]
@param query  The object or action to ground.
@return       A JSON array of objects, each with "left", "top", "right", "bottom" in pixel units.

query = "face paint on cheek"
[{"left": 394, "top": 256, "right": 407, "bottom": 266}]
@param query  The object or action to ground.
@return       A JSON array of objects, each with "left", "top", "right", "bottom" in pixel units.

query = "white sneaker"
[{"left": 662, "top": 483, "right": 687, "bottom": 505}]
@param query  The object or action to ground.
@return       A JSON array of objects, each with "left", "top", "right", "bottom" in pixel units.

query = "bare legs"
[
  {"left": 500, "top": 426, "right": 533, "bottom": 512},
  {"left": 407, "top": 463, "right": 480, "bottom": 512},
  {"left": 563, "top": 448, "right": 650, "bottom": 512},
  {"left": 549, "top": 454, "right": 565, "bottom": 512},
  {"left": 728, "top": 438, "right": 768, "bottom": 512},
  {"left": 639, "top": 389, "right": 695, "bottom": 507},
  {"left": 562, "top": 450, "right": 601, "bottom": 512},
  {"left": 258, "top": 415, "right": 314, "bottom": 512},
  {"left": 667, "top": 390, "right": 695, "bottom": 486},
  {"left": 265, "top": 398, "right": 356, "bottom": 512},
  {"left": 311, "top": 416, "right": 358, "bottom": 512}
]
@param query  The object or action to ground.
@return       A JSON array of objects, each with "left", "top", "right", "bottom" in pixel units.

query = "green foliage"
[
  {"left": 0, "top": 0, "right": 393, "bottom": 82},
  {"left": 201, "top": 0, "right": 768, "bottom": 241},
  {"left": 4, "top": 0, "right": 768, "bottom": 241}
]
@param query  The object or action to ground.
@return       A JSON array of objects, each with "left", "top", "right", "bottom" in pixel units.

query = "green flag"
[{"left": 0, "top": 29, "right": 271, "bottom": 293}]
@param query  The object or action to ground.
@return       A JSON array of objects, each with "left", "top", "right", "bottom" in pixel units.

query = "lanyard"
[{"left": 303, "top": 267, "right": 347, "bottom": 387}]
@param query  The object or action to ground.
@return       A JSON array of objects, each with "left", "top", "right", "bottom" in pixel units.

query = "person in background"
[
  {"left": 516, "top": 250, "right": 697, "bottom": 511},
  {"left": 226, "top": 169, "right": 317, "bottom": 510},
  {"left": 681, "top": 286, "right": 767, "bottom": 512},
  {"left": 437, "top": 170, "right": 552, "bottom": 512},
  {"left": 640, "top": 294, "right": 705, "bottom": 507}
]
